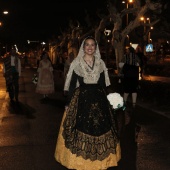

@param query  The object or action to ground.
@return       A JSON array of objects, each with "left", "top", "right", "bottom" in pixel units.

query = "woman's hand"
[{"left": 65, "top": 105, "right": 68, "bottom": 111}]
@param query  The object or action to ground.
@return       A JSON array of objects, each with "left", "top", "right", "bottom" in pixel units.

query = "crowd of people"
[{"left": 2, "top": 37, "right": 145, "bottom": 170}]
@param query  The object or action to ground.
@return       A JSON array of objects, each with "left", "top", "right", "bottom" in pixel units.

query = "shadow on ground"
[
  {"left": 7, "top": 101, "right": 36, "bottom": 119},
  {"left": 40, "top": 97, "right": 65, "bottom": 109}
]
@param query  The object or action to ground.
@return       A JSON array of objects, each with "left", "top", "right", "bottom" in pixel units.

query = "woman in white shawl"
[{"left": 54, "top": 36, "right": 121, "bottom": 170}]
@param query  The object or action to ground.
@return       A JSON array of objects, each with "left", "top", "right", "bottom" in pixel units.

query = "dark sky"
[
  {"left": 0, "top": 0, "right": 169, "bottom": 49},
  {"left": 0, "top": 0, "right": 106, "bottom": 45}
]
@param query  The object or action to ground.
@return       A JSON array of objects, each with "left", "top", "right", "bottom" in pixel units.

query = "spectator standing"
[
  {"left": 136, "top": 46, "right": 146, "bottom": 79},
  {"left": 63, "top": 52, "right": 74, "bottom": 79},
  {"left": 23, "top": 53, "right": 29, "bottom": 68}
]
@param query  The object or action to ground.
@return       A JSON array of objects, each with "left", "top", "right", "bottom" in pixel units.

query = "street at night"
[{"left": 0, "top": 0, "right": 170, "bottom": 169}]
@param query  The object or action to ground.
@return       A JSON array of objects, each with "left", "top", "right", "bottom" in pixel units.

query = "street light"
[
  {"left": 27, "top": 40, "right": 39, "bottom": 44},
  {"left": 140, "top": 17, "right": 147, "bottom": 55},
  {"left": 146, "top": 18, "right": 151, "bottom": 43},
  {"left": 140, "top": 17, "right": 153, "bottom": 43},
  {"left": 140, "top": 17, "right": 146, "bottom": 33},
  {"left": 148, "top": 26, "right": 153, "bottom": 44},
  {"left": 0, "top": 10, "right": 9, "bottom": 27},
  {"left": 3, "top": 11, "right": 8, "bottom": 15},
  {"left": 126, "top": 34, "right": 130, "bottom": 47},
  {"left": 104, "top": 28, "right": 111, "bottom": 65},
  {"left": 122, "top": 0, "right": 133, "bottom": 26}
]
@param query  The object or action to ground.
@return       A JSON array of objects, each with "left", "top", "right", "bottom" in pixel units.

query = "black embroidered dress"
[{"left": 55, "top": 56, "right": 121, "bottom": 170}]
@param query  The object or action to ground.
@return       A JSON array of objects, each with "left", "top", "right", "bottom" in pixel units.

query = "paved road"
[{"left": 0, "top": 67, "right": 169, "bottom": 170}]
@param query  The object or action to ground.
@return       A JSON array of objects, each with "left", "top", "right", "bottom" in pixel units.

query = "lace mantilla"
[{"left": 64, "top": 57, "right": 110, "bottom": 91}]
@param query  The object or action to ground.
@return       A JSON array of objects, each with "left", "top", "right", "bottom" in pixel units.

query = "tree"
[
  {"left": 48, "top": 0, "right": 167, "bottom": 70},
  {"left": 95, "top": 0, "right": 164, "bottom": 72}
]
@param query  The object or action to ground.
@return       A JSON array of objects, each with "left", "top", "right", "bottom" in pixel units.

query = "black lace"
[{"left": 62, "top": 85, "right": 119, "bottom": 161}]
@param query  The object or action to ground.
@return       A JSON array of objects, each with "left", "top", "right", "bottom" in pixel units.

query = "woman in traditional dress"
[
  {"left": 54, "top": 36, "right": 121, "bottom": 170},
  {"left": 36, "top": 51, "right": 54, "bottom": 99}
]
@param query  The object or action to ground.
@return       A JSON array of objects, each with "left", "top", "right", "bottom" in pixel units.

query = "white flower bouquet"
[{"left": 107, "top": 92, "right": 125, "bottom": 110}]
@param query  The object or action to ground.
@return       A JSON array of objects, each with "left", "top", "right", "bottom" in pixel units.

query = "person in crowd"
[
  {"left": 63, "top": 51, "right": 74, "bottom": 79},
  {"left": 135, "top": 45, "right": 146, "bottom": 79},
  {"left": 63, "top": 52, "right": 69, "bottom": 79},
  {"left": 23, "top": 53, "right": 29, "bottom": 69},
  {"left": 36, "top": 55, "right": 41, "bottom": 69},
  {"left": 3, "top": 48, "right": 21, "bottom": 102},
  {"left": 57, "top": 51, "right": 65, "bottom": 78},
  {"left": 54, "top": 36, "right": 121, "bottom": 170},
  {"left": 121, "top": 46, "right": 141, "bottom": 108},
  {"left": 36, "top": 51, "right": 54, "bottom": 99}
]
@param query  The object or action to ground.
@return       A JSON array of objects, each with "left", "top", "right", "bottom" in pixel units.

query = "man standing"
[{"left": 3, "top": 48, "right": 21, "bottom": 102}]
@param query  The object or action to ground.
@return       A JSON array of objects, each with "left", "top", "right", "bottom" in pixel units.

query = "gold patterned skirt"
[{"left": 54, "top": 86, "right": 121, "bottom": 170}]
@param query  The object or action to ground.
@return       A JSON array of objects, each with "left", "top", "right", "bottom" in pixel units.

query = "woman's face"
[{"left": 83, "top": 39, "right": 96, "bottom": 56}]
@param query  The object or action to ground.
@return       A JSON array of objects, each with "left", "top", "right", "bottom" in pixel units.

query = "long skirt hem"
[{"left": 54, "top": 111, "right": 121, "bottom": 170}]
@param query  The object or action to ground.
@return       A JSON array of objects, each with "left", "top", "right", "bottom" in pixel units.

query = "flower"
[{"left": 107, "top": 93, "right": 124, "bottom": 110}]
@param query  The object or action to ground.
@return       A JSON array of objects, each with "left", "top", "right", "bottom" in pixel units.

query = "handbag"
[{"left": 32, "top": 74, "right": 38, "bottom": 84}]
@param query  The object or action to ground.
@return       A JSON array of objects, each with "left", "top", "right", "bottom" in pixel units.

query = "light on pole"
[
  {"left": 147, "top": 18, "right": 151, "bottom": 43},
  {"left": 140, "top": 17, "right": 146, "bottom": 33},
  {"left": 0, "top": 10, "right": 9, "bottom": 27},
  {"left": 104, "top": 29, "right": 111, "bottom": 65},
  {"left": 122, "top": 0, "right": 133, "bottom": 26},
  {"left": 27, "top": 40, "right": 39, "bottom": 44},
  {"left": 140, "top": 17, "right": 153, "bottom": 44},
  {"left": 3, "top": 11, "right": 8, "bottom": 15},
  {"left": 148, "top": 26, "right": 153, "bottom": 44},
  {"left": 126, "top": 34, "right": 130, "bottom": 47}
]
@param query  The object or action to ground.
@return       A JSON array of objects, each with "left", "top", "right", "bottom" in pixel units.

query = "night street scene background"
[{"left": 0, "top": 0, "right": 170, "bottom": 170}]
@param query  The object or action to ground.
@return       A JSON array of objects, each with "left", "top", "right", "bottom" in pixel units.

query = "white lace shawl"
[
  {"left": 64, "top": 37, "right": 110, "bottom": 91},
  {"left": 64, "top": 57, "right": 110, "bottom": 91}
]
